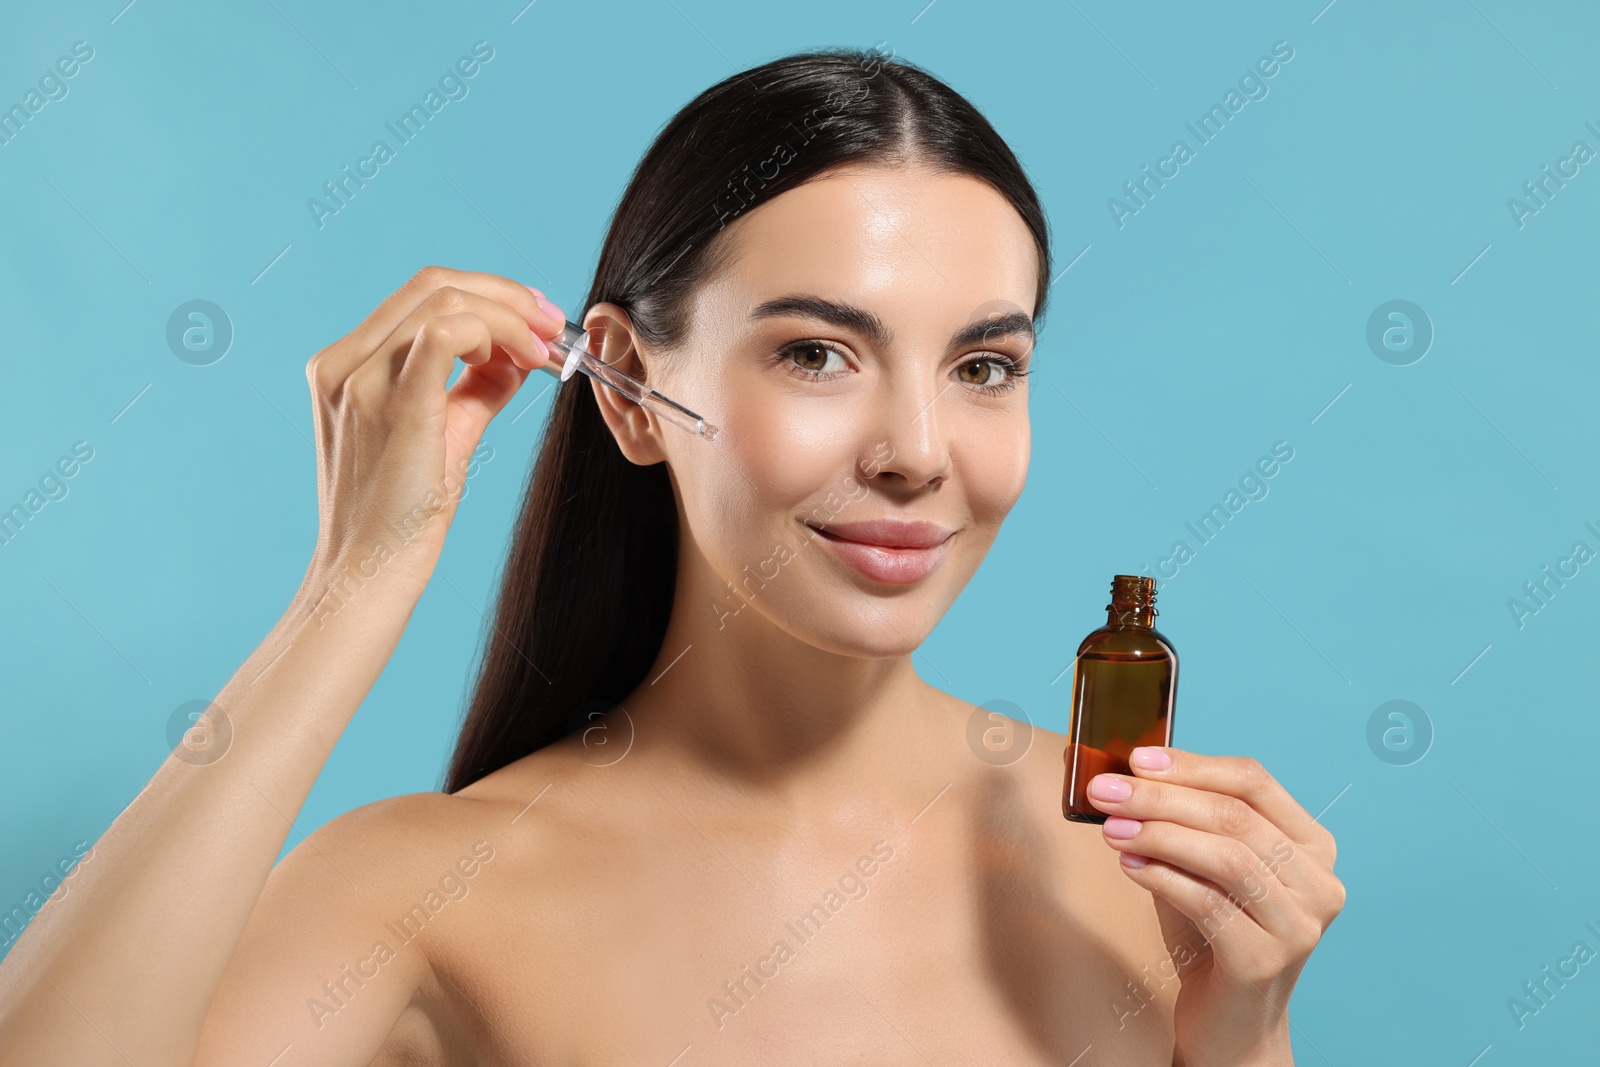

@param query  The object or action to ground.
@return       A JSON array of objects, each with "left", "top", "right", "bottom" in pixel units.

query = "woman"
[{"left": 0, "top": 46, "right": 1343, "bottom": 1065}]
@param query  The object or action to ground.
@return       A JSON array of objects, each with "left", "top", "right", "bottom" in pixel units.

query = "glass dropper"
[{"left": 534, "top": 321, "right": 720, "bottom": 442}]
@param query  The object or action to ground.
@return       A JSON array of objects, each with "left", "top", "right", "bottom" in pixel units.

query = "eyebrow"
[{"left": 749, "top": 294, "right": 1035, "bottom": 351}]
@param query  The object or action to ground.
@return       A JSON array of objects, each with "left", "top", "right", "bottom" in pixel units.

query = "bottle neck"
[
  {"left": 1105, "top": 575, "right": 1158, "bottom": 630},
  {"left": 1105, "top": 604, "right": 1156, "bottom": 630}
]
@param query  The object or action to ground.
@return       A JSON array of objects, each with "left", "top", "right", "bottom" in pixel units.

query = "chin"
[
  {"left": 793, "top": 618, "right": 931, "bottom": 660},
  {"left": 773, "top": 580, "right": 959, "bottom": 660}
]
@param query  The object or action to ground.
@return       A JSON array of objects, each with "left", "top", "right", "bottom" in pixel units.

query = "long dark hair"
[{"left": 442, "top": 45, "right": 1053, "bottom": 793}]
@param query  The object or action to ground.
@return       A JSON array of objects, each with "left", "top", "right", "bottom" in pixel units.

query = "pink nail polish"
[
  {"left": 1120, "top": 852, "right": 1148, "bottom": 869},
  {"left": 1103, "top": 816, "right": 1142, "bottom": 839},
  {"left": 1130, "top": 747, "right": 1172, "bottom": 771},
  {"left": 536, "top": 295, "right": 565, "bottom": 322},
  {"left": 1088, "top": 775, "right": 1131, "bottom": 801}
]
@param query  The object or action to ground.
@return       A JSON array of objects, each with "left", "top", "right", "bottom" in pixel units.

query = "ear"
[{"left": 580, "top": 302, "right": 667, "bottom": 467}]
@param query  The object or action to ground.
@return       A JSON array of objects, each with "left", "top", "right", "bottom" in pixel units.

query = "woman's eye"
[
  {"left": 785, "top": 342, "right": 849, "bottom": 375},
  {"left": 960, "top": 361, "right": 998, "bottom": 385},
  {"left": 956, "top": 358, "right": 1007, "bottom": 387}
]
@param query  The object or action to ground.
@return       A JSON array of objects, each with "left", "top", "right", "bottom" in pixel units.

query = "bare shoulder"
[
  {"left": 931, "top": 688, "right": 1171, "bottom": 934},
  {"left": 312, "top": 789, "right": 498, "bottom": 861},
  {"left": 206, "top": 751, "right": 608, "bottom": 1066},
  {"left": 303, "top": 739, "right": 613, "bottom": 908},
  {"left": 418, "top": 731, "right": 664, "bottom": 911},
  {"left": 196, "top": 788, "right": 513, "bottom": 1066},
  {"left": 291, "top": 788, "right": 519, "bottom": 921},
  {"left": 923, "top": 688, "right": 1179, "bottom": 1046}
]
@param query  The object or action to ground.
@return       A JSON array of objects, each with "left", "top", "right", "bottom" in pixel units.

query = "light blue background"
[{"left": 2, "top": 1, "right": 1596, "bottom": 1062}]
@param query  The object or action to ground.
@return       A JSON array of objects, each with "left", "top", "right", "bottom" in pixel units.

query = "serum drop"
[{"left": 1062, "top": 575, "right": 1178, "bottom": 824}]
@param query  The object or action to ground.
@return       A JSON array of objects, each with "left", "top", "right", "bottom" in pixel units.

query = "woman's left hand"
[{"left": 1088, "top": 746, "right": 1345, "bottom": 1067}]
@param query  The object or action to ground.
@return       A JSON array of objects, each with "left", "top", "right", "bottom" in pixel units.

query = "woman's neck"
[{"left": 622, "top": 589, "right": 950, "bottom": 813}]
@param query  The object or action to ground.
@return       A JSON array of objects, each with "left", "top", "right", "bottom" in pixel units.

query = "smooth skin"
[{"left": 0, "top": 164, "right": 1342, "bottom": 1066}]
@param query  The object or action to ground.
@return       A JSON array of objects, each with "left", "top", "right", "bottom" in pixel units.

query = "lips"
[{"left": 803, "top": 518, "right": 956, "bottom": 585}]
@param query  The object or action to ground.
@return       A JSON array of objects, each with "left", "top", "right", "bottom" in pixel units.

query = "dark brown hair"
[{"left": 442, "top": 45, "right": 1052, "bottom": 793}]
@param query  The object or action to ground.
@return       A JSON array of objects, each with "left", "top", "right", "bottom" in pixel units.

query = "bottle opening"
[{"left": 1108, "top": 574, "right": 1157, "bottom": 613}]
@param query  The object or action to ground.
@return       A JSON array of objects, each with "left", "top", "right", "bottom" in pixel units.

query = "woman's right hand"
[
  {"left": 0, "top": 266, "right": 565, "bottom": 1067},
  {"left": 301, "top": 266, "right": 564, "bottom": 613}
]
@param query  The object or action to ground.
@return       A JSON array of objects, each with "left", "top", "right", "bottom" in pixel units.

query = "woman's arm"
[
  {"left": 0, "top": 267, "right": 562, "bottom": 1065},
  {"left": 0, "top": 578, "right": 423, "bottom": 1065}
]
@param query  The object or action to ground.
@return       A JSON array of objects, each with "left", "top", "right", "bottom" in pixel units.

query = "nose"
[{"left": 864, "top": 373, "right": 953, "bottom": 490}]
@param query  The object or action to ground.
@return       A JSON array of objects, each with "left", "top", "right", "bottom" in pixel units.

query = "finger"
[
  {"left": 318, "top": 266, "right": 563, "bottom": 384},
  {"left": 1086, "top": 770, "right": 1315, "bottom": 892},
  {"left": 375, "top": 268, "right": 564, "bottom": 366},
  {"left": 445, "top": 349, "right": 539, "bottom": 441},
  {"left": 1099, "top": 817, "right": 1305, "bottom": 944},
  {"left": 1116, "top": 854, "right": 1303, "bottom": 988},
  {"left": 372, "top": 289, "right": 552, "bottom": 403},
  {"left": 1152, "top": 894, "right": 1206, "bottom": 977},
  {"left": 1125, "top": 747, "right": 1333, "bottom": 857}
]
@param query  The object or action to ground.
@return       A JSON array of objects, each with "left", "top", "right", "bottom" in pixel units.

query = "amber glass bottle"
[{"left": 1062, "top": 575, "right": 1178, "bottom": 824}]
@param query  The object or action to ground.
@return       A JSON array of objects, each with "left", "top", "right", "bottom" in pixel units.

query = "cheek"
[
  {"left": 676, "top": 392, "right": 858, "bottom": 572},
  {"left": 716, "top": 395, "right": 859, "bottom": 514},
  {"left": 961, "top": 415, "right": 1030, "bottom": 522}
]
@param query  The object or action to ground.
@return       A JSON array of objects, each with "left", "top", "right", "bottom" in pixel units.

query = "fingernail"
[
  {"left": 531, "top": 333, "right": 550, "bottom": 363},
  {"left": 1089, "top": 775, "right": 1131, "bottom": 801},
  {"left": 536, "top": 295, "right": 565, "bottom": 322},
  {"left": 1130, "top": 747, "right": 1172, "bottom": 771},
  {"left": 1103, "top": 816, "right": 1142, "bottom": 840},
  {"left": 524, "top": 284, "right": 545, "bottom": 298},
  {"left": 1120, "top": 852, "right": 1149, "bottom": 869}
]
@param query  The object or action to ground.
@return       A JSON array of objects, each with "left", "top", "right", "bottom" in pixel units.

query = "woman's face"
[{"left": 589, "top": 163, "right": 1038, "bottom": 658}]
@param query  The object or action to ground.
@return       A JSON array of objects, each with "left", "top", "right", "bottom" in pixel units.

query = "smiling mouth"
[
  {"left": 803, "top": 518, "right": 955, "bottom": 549},
  {"left": 802, "top": 520, "right": 956, "bottom": 585}
]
